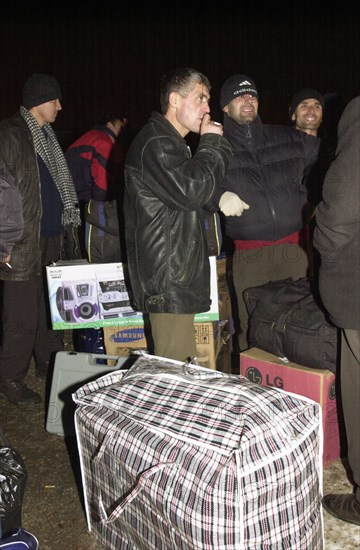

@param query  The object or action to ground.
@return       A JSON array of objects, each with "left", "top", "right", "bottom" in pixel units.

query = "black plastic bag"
[{"left": 0, "top": 431, "right": 27, "bottom": 539}]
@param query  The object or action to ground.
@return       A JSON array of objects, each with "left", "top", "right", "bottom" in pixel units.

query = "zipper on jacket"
[{"left": 247, "top": 124, "right": 278, "bottom": 241}]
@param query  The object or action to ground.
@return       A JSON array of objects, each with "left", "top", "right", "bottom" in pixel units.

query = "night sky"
[{"left": 1, "top": 5, "right": 358, "bottom": 145}]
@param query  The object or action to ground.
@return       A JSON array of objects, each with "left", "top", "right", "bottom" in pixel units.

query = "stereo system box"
[
  {"left": 240, "top": 347, "right": 341, "bottom": 467},
  {"left": 46, "top": 257, "right": 220, "bottom": 330}
]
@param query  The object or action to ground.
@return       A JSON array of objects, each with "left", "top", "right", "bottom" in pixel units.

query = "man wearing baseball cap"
[
  {"left": 215, "top": 74, "right": 320, "bottom": 352},
  {"left": 0, "top": 74, "right": 81, "bottom": 405}
]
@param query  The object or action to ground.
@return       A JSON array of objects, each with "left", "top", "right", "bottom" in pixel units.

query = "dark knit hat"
[
  {"left": 220, "top": 74, "right": 258, "bottom": 109},
  {"left": 289, "top": 88, "right": 324, "bottom": 118},
  {"left": 22, "top": 73, "right": 62, "bottom": 109}
]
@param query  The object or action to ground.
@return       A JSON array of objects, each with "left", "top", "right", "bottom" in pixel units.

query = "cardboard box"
[
  {"left": 46, "top": 257, "right": 219, "bottom": 330},
  {"left": 239, "top": 347, "right": 340, "bottom": 467},
  {"left": 194, "top": 321, "right": 231, "bottom": 370},
  {"left": 103, "top": 324, "right": 148, "bottom": 356},
  {"left": 104, "top": 320, "right": 231, "bottom": 371}
]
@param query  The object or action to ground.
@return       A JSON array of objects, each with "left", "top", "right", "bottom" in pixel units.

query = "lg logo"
[
  {"left": 245, "top": 367, "right": 262, "bottom": 384},
  {"left": 245, "top": 366, "right": 284, "bottom": 389}
]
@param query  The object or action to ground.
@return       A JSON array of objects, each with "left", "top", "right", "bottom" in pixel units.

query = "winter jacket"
[
  {"left": 124, "top": 111, "right": 233, "bottom": 314},
  {"left": 216, "top": 115, "right": 320, "bottom": 241},
  {"left": 0, "top": 165, "right": 24, "bottom": 260},
  {"left": 313, "top": 96, "right": 360, "bottom": 330},
  {"left": 66, "top": 125, "right": 125, "bottom": 202},
  {"left": 0, "top": 113, "right": 42, "bottom": 280}
]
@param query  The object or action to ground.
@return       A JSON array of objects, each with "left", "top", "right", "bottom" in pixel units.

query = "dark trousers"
[
  {"left": 0, "top": 237, "right": 64, "bottom": 382},
  {"left": 341, "top": 328, "right": 360, "bottom": 502}
]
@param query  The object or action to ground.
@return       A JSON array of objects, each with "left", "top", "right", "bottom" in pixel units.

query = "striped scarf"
[{"left": 20, "top": 106, "right": 81, "bottom": 227}]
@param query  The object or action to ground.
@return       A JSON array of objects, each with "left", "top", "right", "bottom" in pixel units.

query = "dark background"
[{"left": 1, "top": 5, "right": 359, "bottom": 147}]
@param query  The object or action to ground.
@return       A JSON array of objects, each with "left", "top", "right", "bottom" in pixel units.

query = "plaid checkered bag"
[{"left": 73, "top": 354, "right": 324, "bottom": 550}]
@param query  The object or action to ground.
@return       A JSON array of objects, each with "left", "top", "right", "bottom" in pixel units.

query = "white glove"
[{"left": 219, "top": 191, "right": 250, "bottom": 216}]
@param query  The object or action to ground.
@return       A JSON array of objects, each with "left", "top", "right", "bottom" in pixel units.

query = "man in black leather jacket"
[
  {"left": 215, "top": 74, "right": 320, "bottom": 351},
  {"left": 124, "top": 67, "right": 233, "bottom": 362}
]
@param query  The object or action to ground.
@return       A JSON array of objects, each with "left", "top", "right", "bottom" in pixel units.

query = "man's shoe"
[
  {"left": 323, "top": 493, "right": 360, "bottom": 526},
  {"left": 0, "top": 379, "right": 41, "bottom": 406},
  {"left": 0, "top": 527, "right": 39, "bottom": 549}
]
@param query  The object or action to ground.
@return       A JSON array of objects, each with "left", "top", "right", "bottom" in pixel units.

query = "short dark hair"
[
  {"left": 97, "top": 112, "right": 124, "bottom": 125},
  {"left": 159, "top": 68, "right": 211, "bottom": 114}
]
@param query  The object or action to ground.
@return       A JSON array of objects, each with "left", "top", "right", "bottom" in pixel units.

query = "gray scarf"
[{"left": 20, "top": 106, "right": 81, "bottom": 227}]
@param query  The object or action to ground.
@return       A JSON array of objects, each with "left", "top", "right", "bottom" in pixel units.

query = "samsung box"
[
  {"left": 104, "top": 320, "right": 232, "bottom": 371},
  {"left": 240, "top": 347, "right": 340, "bottom": 467},
  {"left": 46, "top": 258, "right": 219, "bottom": 330}
]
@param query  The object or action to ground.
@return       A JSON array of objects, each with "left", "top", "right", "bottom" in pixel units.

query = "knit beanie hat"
[
  {"left": 289, "top": 88, "right": 324, "bottom": 118},
  {"left": 22, "top": 73, "right": 62, "bottom": 109},
  {"left": 220, "top": 75, "right": 258, "bottom": 109}
]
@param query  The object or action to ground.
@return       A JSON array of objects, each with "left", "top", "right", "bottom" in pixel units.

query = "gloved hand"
[{"left": 219, "top": 191, "right": 250, "bottom": 216}]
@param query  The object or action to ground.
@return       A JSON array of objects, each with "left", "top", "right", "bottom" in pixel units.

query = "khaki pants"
[{"left": 149, "top": 312, "right": 197, "bottom": 362}]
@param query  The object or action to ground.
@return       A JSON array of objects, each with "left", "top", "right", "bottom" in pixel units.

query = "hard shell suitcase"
[
  {"left": 73, "top": 353, "right": 324, "bottom": 550},
  {"left": 46, "top": 351, "right": 130, "bottom": 436}
]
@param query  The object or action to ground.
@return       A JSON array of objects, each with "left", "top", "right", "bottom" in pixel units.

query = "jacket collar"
[
  {"left": 149, "top": 111, "right": 186, "bottom": 141},
  {"left": 223, "top": 114, "right": 263, "bottom": 146}
]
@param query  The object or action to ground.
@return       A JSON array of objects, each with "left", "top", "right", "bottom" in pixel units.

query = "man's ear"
[
  {"left": 291, "top": 112, "right": 296, "bottom": 122},
  {"left": 168, "top": 91, "right": 180, "bottom": 110}
]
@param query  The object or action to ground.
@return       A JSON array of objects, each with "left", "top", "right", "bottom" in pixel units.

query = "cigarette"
[
  {"left": 5, "top": 263, "right": 12, "bottom": 269},
  {"left": 212, "top": 121, "right": 221, "bottom": 126}
]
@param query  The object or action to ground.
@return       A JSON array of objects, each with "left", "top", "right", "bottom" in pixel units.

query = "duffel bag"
[{"left": 243, "top": 277, "right": 339, "bottom": 373}]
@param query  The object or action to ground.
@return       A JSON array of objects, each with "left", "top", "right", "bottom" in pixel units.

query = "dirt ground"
[{"left": 0, "top": 333, "right": 103, "bottom": 549}]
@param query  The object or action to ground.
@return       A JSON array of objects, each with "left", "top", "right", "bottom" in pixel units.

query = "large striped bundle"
[{"left": 73, "top": 354, "right": 324, "bottom": 549}]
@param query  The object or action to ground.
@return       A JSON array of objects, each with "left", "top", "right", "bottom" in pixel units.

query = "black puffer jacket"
[
  {"left": 0, "top": 113, "right": 42, "bottom": 280},
  {"left": 124, "top": 111, "right": 233, "bottom": 314},
  {"left": 217, "top": 115, "right": 320, "bottom": 241}
]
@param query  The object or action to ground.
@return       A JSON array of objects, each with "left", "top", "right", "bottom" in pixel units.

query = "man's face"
[
  {"left": 31, "top": 99, "right": 62, "bottom": 126},
  {"left": 293, "top": 98, "right": 323, "bottom": 133},
  {"left": 223, "top": 94, "right": 258, "bottom": 124},
  {"left": 172, "top": 83, "right": 211, "bottom": 136}
]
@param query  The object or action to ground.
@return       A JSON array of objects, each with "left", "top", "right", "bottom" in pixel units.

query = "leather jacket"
[
  {"left": 124, "top": 111, "right": 233, "bottom": 314},
  {"left": 0, "top": 165, "right": 24, "bottom": 260},
  {"left": 0, "top": 112, "right": 42, "bottom": 280}
]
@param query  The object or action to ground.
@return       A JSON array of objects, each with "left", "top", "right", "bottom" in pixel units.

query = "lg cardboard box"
[
  {"left": 240, "top": 347, "right": 340, "bottom": 467},
  {"left": 104, "top": 320, "right": 231, "bottom": 371},
  {"left": 46, "top": 257, "right": 220, "bottom": 330}
]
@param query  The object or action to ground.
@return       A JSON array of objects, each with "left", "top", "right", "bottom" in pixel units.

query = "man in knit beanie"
[
  {"left": 0, "top": 74, "right": 81, "bottom": 405},
  {"left": 289, "top": 88, "right": 324, "bottom": 137},
  {"left": 22, "top": 73, "right": 63, "bottom": 109}
]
